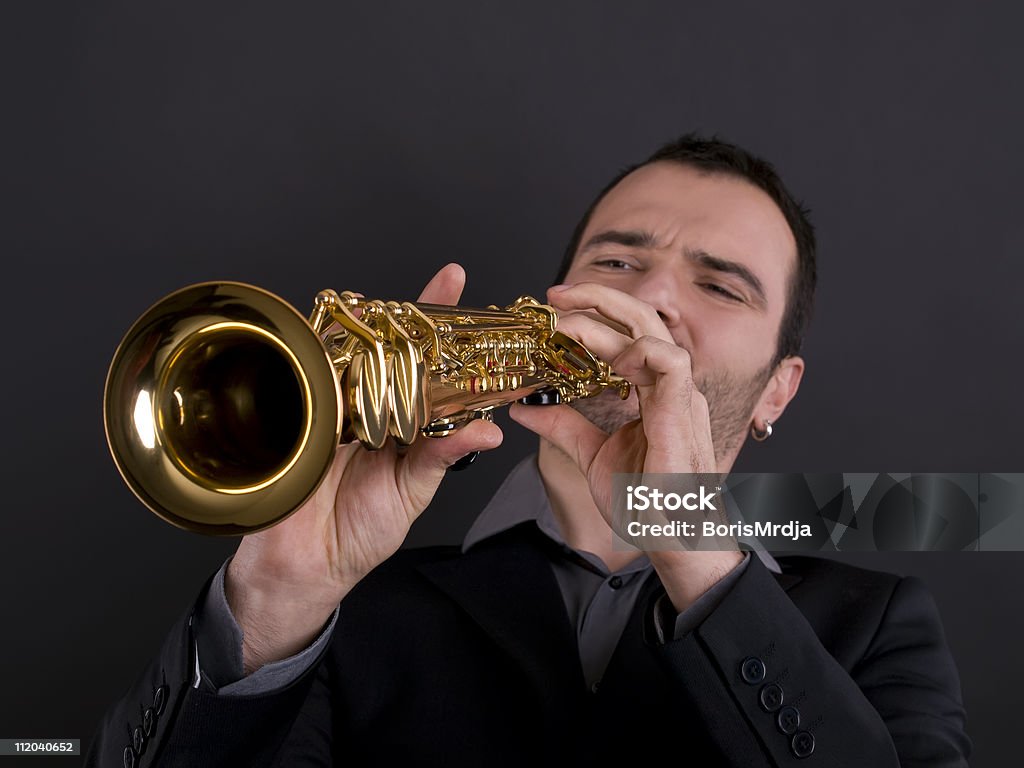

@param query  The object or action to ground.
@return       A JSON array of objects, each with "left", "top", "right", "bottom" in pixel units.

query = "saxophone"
[{"left": 103, "top": 282, "right": 629, "bottom": 534}]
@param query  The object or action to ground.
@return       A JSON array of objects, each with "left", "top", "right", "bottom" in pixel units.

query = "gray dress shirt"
[{"left": 193, "top": 454, "right": 780, "bottom": 696}]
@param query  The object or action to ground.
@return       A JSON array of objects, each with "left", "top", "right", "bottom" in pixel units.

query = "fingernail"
[{"left": 549, "top": 283, "right": 572, "bottom": 292}]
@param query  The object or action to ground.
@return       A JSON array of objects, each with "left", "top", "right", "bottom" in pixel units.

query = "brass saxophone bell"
[{"left": 103, "top": 281, "right": 629, "bottom": 535}]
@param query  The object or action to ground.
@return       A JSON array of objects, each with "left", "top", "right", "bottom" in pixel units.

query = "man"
[{"left": 87, "top": 135, "right": 970, "bottom": 766}]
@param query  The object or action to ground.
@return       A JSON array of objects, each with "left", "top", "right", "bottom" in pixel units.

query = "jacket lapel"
[
  {"left": 416, "top": 528, "right": 805, "bottom": 726},
  {"left": 416, "top": 525, "right": 585, "bottom": 720},
  {"left": 773, "top": 567, "right": 803, "bottom": 592}
]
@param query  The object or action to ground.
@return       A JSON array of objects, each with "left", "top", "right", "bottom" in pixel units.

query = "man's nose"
[{"left": 630, "top": 267, "right": 682, "bottom": 328}]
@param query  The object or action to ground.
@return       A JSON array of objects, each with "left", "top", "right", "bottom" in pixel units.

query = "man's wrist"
[
  {"left": 225, "top": 561, "right": 348, "bottom": 674},
  {"left": 649, "top": 549, "right": 745, "bottom": 614}
]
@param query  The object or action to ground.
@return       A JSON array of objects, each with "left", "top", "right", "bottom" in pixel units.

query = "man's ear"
[{"left": 753, "top": 356, "right": 805, "bottom": 426}]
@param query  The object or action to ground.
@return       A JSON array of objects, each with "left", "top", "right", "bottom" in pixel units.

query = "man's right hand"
[{"left": 225, "top": 263, "right": 503, "bottom": 674}]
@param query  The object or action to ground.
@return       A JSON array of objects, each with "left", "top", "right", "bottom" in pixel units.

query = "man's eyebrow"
[
  {"left": 580, "top": 229, "right": 660, "bottom": 251},
  {"left": 686, "top": 248, "right": 768, "bottom": 307}
]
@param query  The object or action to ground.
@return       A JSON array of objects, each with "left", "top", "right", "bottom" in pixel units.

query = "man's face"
[{"left": 561, "top": 161, "right": 799, "bottom": 461}]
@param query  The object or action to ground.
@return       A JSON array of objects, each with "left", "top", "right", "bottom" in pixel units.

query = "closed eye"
[{"left": 702, "top": 283, "right": 743, "bottom": 302}]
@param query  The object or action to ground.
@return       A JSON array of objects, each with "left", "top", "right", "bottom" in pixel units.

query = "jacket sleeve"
[
  {"left": 655, "top": 556, "right": 970, "bottom": 768},
  {"left": 83, "top": 583, "right": 331, "bottom": 768}
]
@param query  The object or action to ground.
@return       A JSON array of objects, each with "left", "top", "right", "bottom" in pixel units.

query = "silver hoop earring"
[{"left": 751, "top": 419, "right": 773, "bottom": 442}]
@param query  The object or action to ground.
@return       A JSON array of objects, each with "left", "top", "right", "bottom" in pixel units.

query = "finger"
[
  {"left": 556, "top": 311, "right": 633, "bottom": 365},
  {"left": 557, "top": 308, "right": 631, "bottom": 336},
  {"left": 417, "top": 263, "right": 466, "bottom": 305},
  {"left": 614, "top": 337, "right": 695, "bottom": 431},
  {"left": 393, "top": 419, "right": 503, "bottom": 511},
  {"left": 610, "top": 336, "right": 706, "bottom": 471},
  {"left": 611, "top": 335, "right": 694, "bottom": 389},
  {"left": 407, "top": 418, "right": 503, "bottom": 473},
  {"left": 508, "top": 402, "right": 607, "bottom": 474},
  {"left": 686, "top": 390, "right": 716, "bottom": 472},
  {"left": 547, "top": 282, "right": 674, "bottom": 343}
]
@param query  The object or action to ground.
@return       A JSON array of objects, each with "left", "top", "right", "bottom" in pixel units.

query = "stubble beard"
[{"left": 570, "top": 362, "right": 774, "bottom": 464}]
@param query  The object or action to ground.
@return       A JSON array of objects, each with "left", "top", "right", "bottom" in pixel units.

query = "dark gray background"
[{"left": 2, "top": 1, "right": 1021, "bottom": 765}]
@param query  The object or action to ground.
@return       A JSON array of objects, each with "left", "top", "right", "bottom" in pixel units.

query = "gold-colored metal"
[{"left": 104, "top": 281, "right": 630, "bottom": 535}]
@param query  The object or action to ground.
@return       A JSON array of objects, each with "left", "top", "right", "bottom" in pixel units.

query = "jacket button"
[
  {"left": 122, "top": 746, "right": 136, "bottom": 768},
  {"left": 791, "top": 730, "right": 815, "bottom": 758},
  {"left": 132, "top": 726, "right": 145, "bottom": 754},
  {"left": 143, "top": 707, "right": 156, "bottom": 737},
  {"left": 759, "top": 682, "right": 784, "bottom": 712},
  {"left": 777, "top": 705, "right": 801, "bottom": 735},
  {"left": 740, "top": 657, "right": 766, "bottom": 684},
  {"left": 154, "top": 685, "right": 168, "bottom": 715}
]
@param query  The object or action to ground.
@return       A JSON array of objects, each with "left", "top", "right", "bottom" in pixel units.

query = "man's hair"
[{"left": 554, "top": 134, "right": 816, "bottom": 366}]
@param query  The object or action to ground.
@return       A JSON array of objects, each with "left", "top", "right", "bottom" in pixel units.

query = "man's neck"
[{"left": 536, "top": 439, "right": 643, "bottom": 572}]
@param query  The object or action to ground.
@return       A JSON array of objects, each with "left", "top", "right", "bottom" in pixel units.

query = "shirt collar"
[
  {"left": 462, "top": 453, "right": 781, "bottom": 575},
  {"left": 462, "top": 454, "right": 563, "bottom": 552}
]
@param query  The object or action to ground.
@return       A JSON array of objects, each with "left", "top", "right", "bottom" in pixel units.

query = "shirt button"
[
  {"left": 777, "top": 705, "right": 801, "bottom": 735},
  {"left": 791, "top": 730, "right": 815, "bottom": 758},
  {"left": 609, "top": 576, "right": 623, "bottom": 590},
  {"left": 132, "top": 726, "right": 145, "bottom": 754},
  {"left": 123, "top": 746, "right": 136, "bottom": 768},
  {"left": 740, "top": 657, "right": 766, "bottom": 684},
  {"left": 591, "top": 681, "right": 601, "bottom": 694},
  {"left": 759, "top": 682, "right": 784, "bottom": 712}
]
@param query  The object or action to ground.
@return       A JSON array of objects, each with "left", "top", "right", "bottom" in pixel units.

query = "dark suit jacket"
[{"left": 87, "top": 525, "right": 970, "bottom": 767}]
